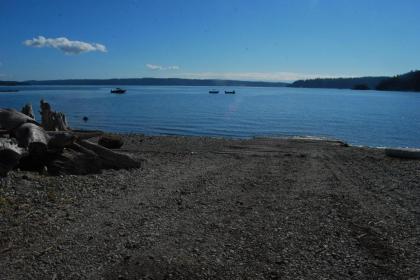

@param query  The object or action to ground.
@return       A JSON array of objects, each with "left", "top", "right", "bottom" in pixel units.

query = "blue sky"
[{"left": 1, "top": 0, "right": 420, "bottom": 81}]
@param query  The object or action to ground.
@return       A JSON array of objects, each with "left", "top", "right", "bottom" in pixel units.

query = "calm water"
[{"left": 1, "top": 85, "right": 420, "bottom": 148}]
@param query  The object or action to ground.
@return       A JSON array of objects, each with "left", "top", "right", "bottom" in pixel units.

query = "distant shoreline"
[
  {"left": 0, "top": 78, "right": 289, "bottom": 87},
  {"left": 288, "top": 70, "right": 420, "bottom": 92},
  {"left": 1, "top": 69, "right": 419, "bottom": 91}
]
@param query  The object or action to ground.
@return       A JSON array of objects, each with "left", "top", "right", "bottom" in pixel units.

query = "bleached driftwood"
[
  {"left": 77, "top": 140, "right": 141, "bottom": 169},
  {"left": 0, "top": 109, "right": 38, "bottom": 131},
  {"left": 21, "top": 103, "right": 35, "bottom": 119},
  {"left": 48, "top": 132, "right": 76, "bottom": 149},
  {"left": 13, "top": 122, "right": 49, "bottom": 156},
  {"left": 98, "top": 135, "right": 124, "bottom": 149},
  {"left": 47, "top": 130, "right": 103, "bottom": 140},
  {"left": 40, "top": 100, "right": 69, "bottom": 131},
  {"left": 47, "top": 144, "right": 102, "bottom": 175},
  {"left": 0, "top": 138, "right": 27, "bottom": 176},
  {"left": 0, "top": 100, "right": 142, "bottom": 176}
]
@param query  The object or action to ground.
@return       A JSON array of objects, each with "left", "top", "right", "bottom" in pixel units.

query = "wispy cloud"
[
  {"left": 171, "top": 71, "right": 346, "bottom": 82},
  {"left": 146, "top": 64, "right": 180, "bottom": 71},
  {"left": 24, "top": 36, "right": 107, "bottom": 55}
]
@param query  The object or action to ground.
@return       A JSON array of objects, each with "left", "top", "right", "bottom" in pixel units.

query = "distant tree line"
[
  {"left": 2, "top": 70, "right": 420, "bottom": 92},
  {"left": 289, "top": 70, "right": 420, "bottom": 92},
  {"left": 24, "top": 78, "right": 289, "bottom": 87},
  {"left": 376, "top": 71, "right": 420, "bottom": 92},
  {"left": 352, "top": 84, "right": 370, "bottom": 90},
  {"left": 289, "top": 77, "right": 386, "bottom": 90},
  {"left": 0, "top": 81, "right": 28, "bottom": 86}
]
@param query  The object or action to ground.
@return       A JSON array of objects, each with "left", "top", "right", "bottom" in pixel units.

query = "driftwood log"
[
  {"left": 98, "top": 135, "right": 124, "bottom": 149},
  {"left": 47, "top": 143, "right": 102, "bottom": 175},
  {"left": 47, "top": 130, "right": 103, "bottom": 140},
  {"left": 13, "top": 122, "right": 49, "bottom": 156},
  {"left": 78, "top": 140, "right": 140, "bottom": 169},
  {"left": 47, "top": 132, "right": 76, "bottom": 151},
  {"left": 0, "top": 138, "right": 26, "bottom": 176},
  {"left": 0, "top": 100, "right": 143, "bottom": 176},
  {"left": 0, "top": 109, "right": 38, "bottom": 130}
]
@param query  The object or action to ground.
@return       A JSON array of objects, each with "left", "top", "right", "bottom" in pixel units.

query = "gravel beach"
[{"left": 0, "top": 135, "right": 419, "bottom": 279}]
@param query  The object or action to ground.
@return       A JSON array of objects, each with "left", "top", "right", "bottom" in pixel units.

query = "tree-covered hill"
[
  {"left": 376, "top": 71, "right": 420, "bottom": 92},
  {"left": 289, "top": 77, "right": 387, "bottom": 90}
]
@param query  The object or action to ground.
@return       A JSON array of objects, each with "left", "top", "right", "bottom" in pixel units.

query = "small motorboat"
[
  {"left": 209, "top": 89, "right": 219, "bottom": 94},
  {"left": 225, "top": 90, "right": 235, "bottom": 94},
  {"left": 111, "top": 88, "right": 126, "bottom": 94}
]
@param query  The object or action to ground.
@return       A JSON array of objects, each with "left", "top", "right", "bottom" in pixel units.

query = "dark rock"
[{"left": 98, "top": 135, "right": 124, "bottom": 149}]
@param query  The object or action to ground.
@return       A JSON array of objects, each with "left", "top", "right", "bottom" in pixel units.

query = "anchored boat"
[
  {"left": 209, "top": 89, "right": 219, "bottom": 94},
  {"left": 225, "top": 90, "right": 235, "bottom": 94},
  {"left": 111, "top": 88, "right": 126, "bottom": 94}
]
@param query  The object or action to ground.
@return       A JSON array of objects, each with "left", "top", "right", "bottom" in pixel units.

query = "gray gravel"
[{"left": 0, "top": 135, "right": 419, "bottom": 279}]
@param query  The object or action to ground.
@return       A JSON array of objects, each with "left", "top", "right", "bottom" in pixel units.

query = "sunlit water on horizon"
[{"left": 1, "top": 85, "right": 420, "bottom": 148}]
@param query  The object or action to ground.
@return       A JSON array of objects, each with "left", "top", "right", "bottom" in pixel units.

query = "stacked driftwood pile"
[{"left": 0, "top": 100, "right": 142, "bottom": 176}]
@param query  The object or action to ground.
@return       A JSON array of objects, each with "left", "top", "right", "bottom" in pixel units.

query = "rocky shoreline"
[{"left": 1, "top": 135, "right": 419, "bottom": 279}]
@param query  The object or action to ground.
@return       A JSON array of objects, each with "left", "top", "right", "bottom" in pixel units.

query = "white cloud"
[
  {"left": 24, "top": 36, "right": 107, "bottom": 55},
  {"left": 146, "top": 64, "right": 180, "bottom": 71},
  {"left": 170, "top": 71, "right": 347, "bottom": 82}
]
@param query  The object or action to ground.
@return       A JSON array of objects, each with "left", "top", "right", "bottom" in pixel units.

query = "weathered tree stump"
[
  {"left": 40, "top": 100, "right": 69, "bottom": 131},
  {"left": 21, "top": 103, "right": 35, "bottom": 119}
]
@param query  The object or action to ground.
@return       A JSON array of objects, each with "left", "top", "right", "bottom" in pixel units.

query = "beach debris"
[
  {"left": 0, "top": 138, "right": 26, "bottom": 177},
  {"left": 385, "top": 148, "right": 420, "bottom": 159},
  {"left": 40, "top": 99, "right": 69, "bottom": 131},
  {"left": 0, "top": 108, "right": 38, "bottom": 130},
  {"left": 21, "top": 103, "right": 35, "bottom": 119},
  {"left": 98, "top": 135, "right": 124, "bottom": 149},
  {"left": 0, "top": 101, "right": 143, "bottom": 176},
  {"left": 14, "top": 122, "right": 49, "bottom": 156},
  {"left": 80, "top": 139, "right": 136, "bottom": 168}
]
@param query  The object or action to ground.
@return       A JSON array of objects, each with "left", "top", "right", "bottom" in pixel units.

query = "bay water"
[{"left": 1, "top": 85, "right": 419, "bottom": 148}]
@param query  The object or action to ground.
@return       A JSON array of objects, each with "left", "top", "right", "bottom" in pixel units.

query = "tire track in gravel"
[
  {"left": 103, "top": 144, "right": 312, "bottom": 279},
  {"left": 84, "top": 156, "right": 244, "bottom": 280}
]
